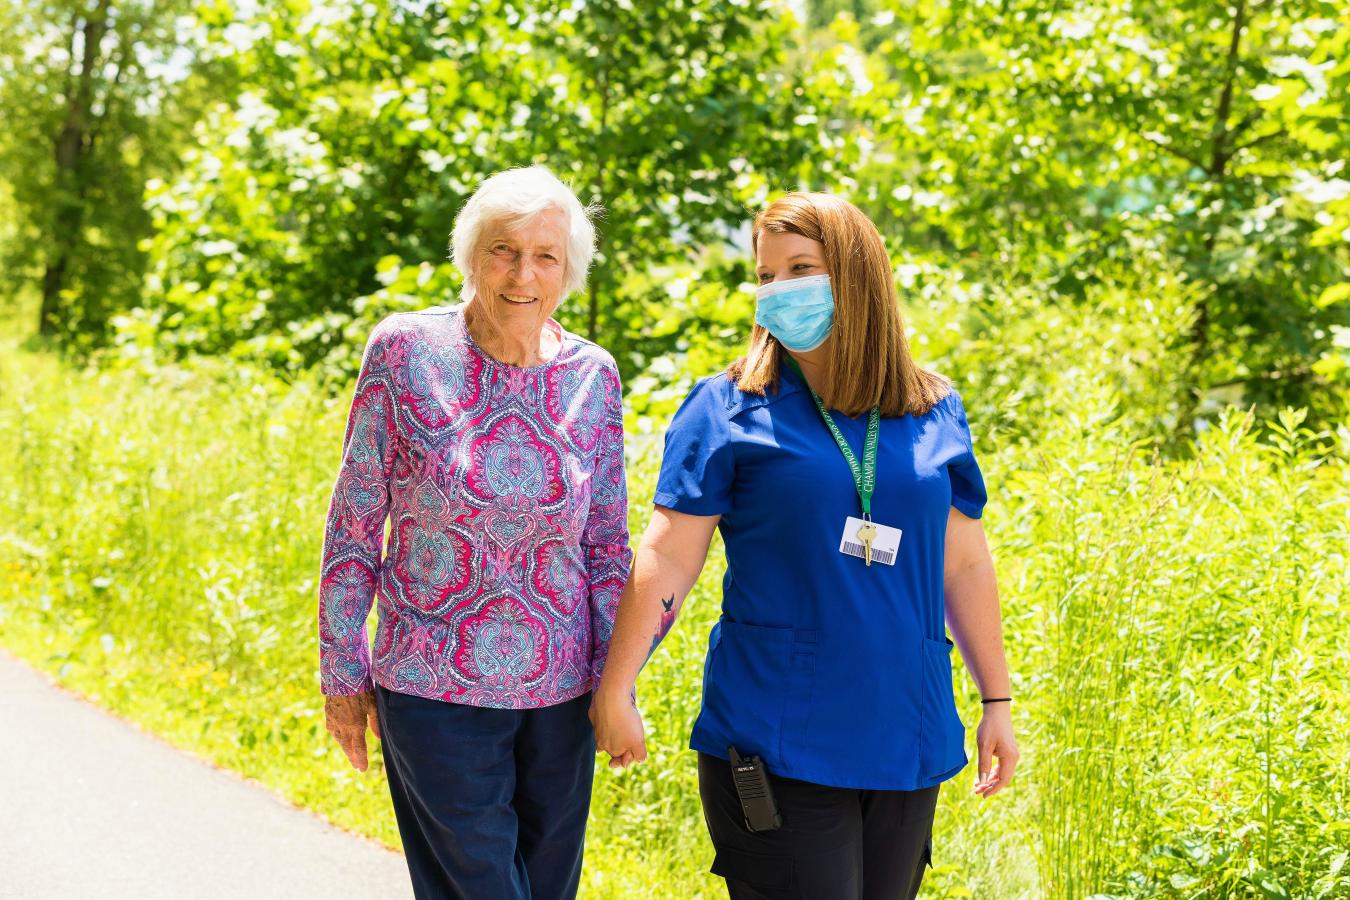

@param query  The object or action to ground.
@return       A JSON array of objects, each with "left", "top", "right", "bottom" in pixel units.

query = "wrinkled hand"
[
  {"left": 324, "top": 690, "right": 381, "bottom": 772},
  {"left": 973, "top": 703, "right": 1019, "bottom": 798},
  {"left": 589, "top": 688, "right": 647, "bottom": 769}
]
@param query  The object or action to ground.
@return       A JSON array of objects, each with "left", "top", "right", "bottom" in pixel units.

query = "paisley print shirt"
[{"left": 317, "top": 306, "right": 632, "bottom": 709}]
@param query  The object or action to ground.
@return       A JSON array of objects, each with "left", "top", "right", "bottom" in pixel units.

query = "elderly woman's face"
[{"left": 475, "top": 209, "right": 569, "bottom": 323}]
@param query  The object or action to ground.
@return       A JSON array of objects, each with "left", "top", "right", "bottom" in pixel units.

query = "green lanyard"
[{"left": 786, "top": 357, "right": 880, "bottom": 518}]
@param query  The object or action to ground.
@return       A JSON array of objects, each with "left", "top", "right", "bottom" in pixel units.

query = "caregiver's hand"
[
  {"left": 325, "top": 690, "right": 381, "bottom": 772},
  {"left": 590, "top": 686, "right": 647, "bottom": 769},
  {"left": 973, "top": 702, "right": 1019, "bottom": 798}
]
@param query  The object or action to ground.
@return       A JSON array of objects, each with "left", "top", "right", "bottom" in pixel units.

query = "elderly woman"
[{"left": 318, "top": 166, "right": 631, "bottom": 900}]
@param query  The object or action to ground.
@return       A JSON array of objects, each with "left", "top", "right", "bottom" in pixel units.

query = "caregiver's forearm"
[
  {"left": 596, "top": 514, "right": 714, "bottom": 697},
  {"left": 944, "top": 559, "right": 1012, "bottom": 700}
]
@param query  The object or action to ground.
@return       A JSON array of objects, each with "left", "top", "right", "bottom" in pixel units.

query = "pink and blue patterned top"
[{"left": 317, "top": 306, "right": 632, "bottom": 709}]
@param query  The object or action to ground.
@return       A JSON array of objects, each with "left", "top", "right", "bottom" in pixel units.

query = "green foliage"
[
  {"left": 3, "top": 0, "right": 1347, "bottom": 432},
  {"left": 805, "top": 0, "right": 1350, "bottom": 428},
  {"left": 900, "top": 234, "right": 1202, "bottom": 445},
  {"left": 0, "top": 0, "right": 222, "bottom": 346},
  {"left": 125, "top": 0, "right": 827, "bottom": 382},
  {"left": 996, "top": 402, "right": 1347, "bottom": 897},
  {"left": 87, "top": 0, "right": 1346, "bottom": 437}
]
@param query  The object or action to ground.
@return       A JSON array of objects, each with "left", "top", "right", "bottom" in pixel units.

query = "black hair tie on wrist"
[{"left": 980, "top": 697, "right": 1011, "bottom": 704}]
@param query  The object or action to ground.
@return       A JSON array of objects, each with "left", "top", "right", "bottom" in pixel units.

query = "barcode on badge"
[{"left": 841, "top": 541, "right": 896, "bottom": 566}]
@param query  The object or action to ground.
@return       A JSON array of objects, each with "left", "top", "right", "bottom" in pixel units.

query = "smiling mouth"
[{"left": 500, "top": 294, "right": 537, "bottom": 305}]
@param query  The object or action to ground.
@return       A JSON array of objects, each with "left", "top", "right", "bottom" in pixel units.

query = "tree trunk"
[
  {"left": 38, "top": 0, "right": 111, "bottom": 337},
  {"left": 588, "top": 52, "right": 612, "bottom": 343},
  {"left": 1189, "top": 0, "right": 1247, "bottom": 369},
  {"left": 1176, "top": 0, "right": 1248, "bottom": 434},
  {"left": 39, "top": 259, "right": 68, "bottom": 336}
]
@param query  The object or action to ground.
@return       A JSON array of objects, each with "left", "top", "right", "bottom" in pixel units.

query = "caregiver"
[{"left": 591, "top": 191, "right": 1018, "bottom": 899}]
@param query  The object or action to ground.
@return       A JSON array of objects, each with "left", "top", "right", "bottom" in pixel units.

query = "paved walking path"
[{"left": 0, "top": 650, "right": 413, "bottom": 899}]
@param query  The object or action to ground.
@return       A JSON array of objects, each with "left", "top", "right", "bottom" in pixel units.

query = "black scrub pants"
[
  {"left": 375, "top": 686, "right": 595, "bottom": 900},
  {"left": 698, "top": 752, "right": 939, "bottom": 900}
]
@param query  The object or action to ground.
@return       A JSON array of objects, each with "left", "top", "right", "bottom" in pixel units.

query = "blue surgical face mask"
[{"left": 754, "top": 274, "right": 835, "bottom": 352}]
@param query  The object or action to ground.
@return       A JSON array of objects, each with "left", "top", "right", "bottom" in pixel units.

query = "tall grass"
[
  {"left": 994, "top": 395, "right": 1349, "bottom": 897},
  {"left": 2, "top": 342, "right": 1347, "bottom": 898}
]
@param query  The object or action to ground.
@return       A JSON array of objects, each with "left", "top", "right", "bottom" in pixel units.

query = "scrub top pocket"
[
  {"left": 918, "top": 636, "right": 968, "bottom": 781},
  {"left": 695, "top": 620, "right": 803, "bottom": 769}
]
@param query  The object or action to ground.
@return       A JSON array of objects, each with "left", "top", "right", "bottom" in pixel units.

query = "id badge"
[{"left": 838, "top": 516, "right": 902, "bottom": 566}]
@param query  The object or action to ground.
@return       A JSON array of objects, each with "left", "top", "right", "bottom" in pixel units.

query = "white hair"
[{"left": 450, "top": 166, "right": 598, "bottom": 303}]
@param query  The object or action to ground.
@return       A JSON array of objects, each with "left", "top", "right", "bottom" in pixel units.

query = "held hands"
[
  {"left": 589, "top": 686, "right": 648, "bottom": 769},
  {"left": 324, "top": 690, "right": 381, "bottom": 772},
  {"left": 973, "top": 702, "right": 1019, "bottom": 798}
]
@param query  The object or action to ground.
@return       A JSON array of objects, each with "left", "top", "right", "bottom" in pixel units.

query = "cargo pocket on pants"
[{"left": 711, "top": 847, "right": 795, "bottom": 892}]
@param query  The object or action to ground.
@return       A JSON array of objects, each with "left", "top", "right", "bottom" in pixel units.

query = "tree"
[
  {"left": 0, "top": 0, "right": 215, "bottom": 345},
  {"left": 810, "top": 0, "right": 1349, "bottom": 426},
  {"left": 132, "top": 0, "right": 828, "bottom": 378}
]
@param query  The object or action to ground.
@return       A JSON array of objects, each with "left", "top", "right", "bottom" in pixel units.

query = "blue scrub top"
[{"left": 654, "top": 365, "right": 987, "bottom": 791}]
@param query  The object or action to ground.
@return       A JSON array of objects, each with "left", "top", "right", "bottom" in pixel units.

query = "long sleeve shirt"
[{"left": 317, "top": 306, "right": 632, "bottom": 709}]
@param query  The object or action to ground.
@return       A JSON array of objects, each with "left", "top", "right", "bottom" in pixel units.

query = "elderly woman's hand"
[
  {"left": 325, "top": 691, "right": 382, "bottom": 772},
  {"left": 590, "top": 687, "right": 647, "bottom": 769}
]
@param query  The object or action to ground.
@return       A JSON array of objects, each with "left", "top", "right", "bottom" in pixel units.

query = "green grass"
[{"left": 2, "top": 342, "right": 1347, "bottom": 898}]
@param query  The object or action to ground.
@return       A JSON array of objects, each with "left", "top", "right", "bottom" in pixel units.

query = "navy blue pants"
[{"left": 375, "top": 686, "right": 596, "bottom": 900}]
